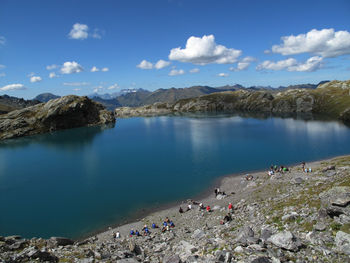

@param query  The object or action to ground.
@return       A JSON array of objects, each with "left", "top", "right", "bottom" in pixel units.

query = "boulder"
[
  {"left": 49, "top": 237, "right": 74, "bottom": 247},
  {"left": 251, "top": 257, "right": 271, "bottom": 263},
  {"left": 191, "top": 229, "right": 206, "bottom": 239},
  {"left": 319, "top": 186, "right": 350, "bottom": 217},
  {"left": 335, "top": 231, "right": 350, "bottom": 255},
  {"left": 163, "top": 254, "right": 182, "bottom": 263},
  {"left": 267, "top": 231, "right": 302, "bottom": 251}
]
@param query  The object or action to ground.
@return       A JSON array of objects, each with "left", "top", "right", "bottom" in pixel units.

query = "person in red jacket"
[
  {"left": 228, "top": 202, "right": 233, "bottom": 213},
  {"left": 206, "top": 205, "right": 211, "bottom": 212}
]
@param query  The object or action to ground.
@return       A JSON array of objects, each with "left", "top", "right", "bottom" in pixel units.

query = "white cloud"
[
  {"left": 137, "top": 60, "right": 153, "bottom": 69},
  {"left": 93, "top": 86, "right": 104, "bottom": 93},
  {"left": 264, "top": 50, "right": 271, "bottom": 54},
  {"left": 288, "top": 56, "right": 323, "bottom": 72},
  {"left": 69, "top": 23, "right": 89, "bottom": 40},
  {"left": 0, "top": 72, "right": 5, "bottom": 77},
  {"left": 256, "top": 56, "right": 323, "bottom": 72},
  {"left": 0, "top": 84, "right": 25, "bottom": 91},
  {"left": 257, "top": 58, "right": 297, "bottom": 71},
  {"left": 169, "top": 69, "right": 185, "bottom": 76},
  {"left": 101, "top": 67, "right": 109, "bottom": 72},
  {"left": 0, "top": 36, "right": 6, "bottom": 46},
  {"left": 92, "top": 29, "right": 102, "bottom": 39},
  {"left": 108, "top": 83, "right": 120, "bottom": 90},
  {"left": 91, "top": 66, "right": 99, "bottom": 72},
  {"left": 154, "top": 60, "right": 171, "bottom": 69},
  {"left": 46, "top": 64, "right": 58, "bottom": 70},
  {"left": 218, "top": 73, "right": 229, "bottom": 77},
  {"left": 61, "top": 61, "right": 83, "bottom": 74},
  {"left": 190, "top": 68, "right": 200, "bottom": 73},
  {"left": 271, "top": 28, "right": 350, "bottom": 58},
  {"left": 0, "top": 64, "right": 6, "bottom": 69},
  {"left": 30, "top": 76, "right": 42, "bottom": 83},
  {"left": 230, "top": 56, "right": 256, "bottom": 71},
  {"left": 63, "top": 82, "right": 90, "bottom": 86},
  {"left": 49, "top": 72, "right": 58, "bottom": 78},
  {"left": 169, "top": 35, "right": 242, "bottom": 65},
  {"left": 73, "top": 88, "right": 81, "bottom": 91}
]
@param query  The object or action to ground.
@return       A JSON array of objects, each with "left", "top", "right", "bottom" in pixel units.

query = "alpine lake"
[{"left": 1, "top": 113, "right": 350, "bottom": 239}]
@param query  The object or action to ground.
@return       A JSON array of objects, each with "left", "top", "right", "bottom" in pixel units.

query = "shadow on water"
[{"left": 0, "top": 123, "right": 115, "bottom": 150}]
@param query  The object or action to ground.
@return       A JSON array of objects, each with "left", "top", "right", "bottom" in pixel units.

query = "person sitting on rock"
[
  {"left": 151, "top": 223, "right": 158, "bottom": 229},
  {"left": 116, "top": 231, "right": 120, "bottom": 239},
  {"left": 206, "top": 205, "right": 211, "bottom": 212},
  {"left": 179, "top": 207, "right": 184, "bottom": 213},
  {"left": 163, "top": 221, "right": 168, "bottom": 227},
  {"left": 223, "top": 213, "right": 232, "bottom": 223},
  {"left": 130, "top": 229, "right": 135, "bottom": 237},
  {"left": 228, "top": 202, "right": 233, "bottom": 212},
  {"left": 186, "top": 204, "right": 192, "bottom": 211},
  {"left": 143, "top": 227, "right": 150, "bottom": 235},
  {"left": 169, "top": 221, "right": 175, "bottom": 228},
  {"left": 135, "top": 230, "right": 140, "bottom": 236},
  {"left": 199, "top": 203, "right": 204, "bottom": 210},
  {"left": 161, "top": 225, "right": 167, "bottom": 232},
  {"left": 165, "top": 217, "right": 170, "bottom": 223},
  {"left": 214, "top": 188, "right": 218, "bottom": 196}
]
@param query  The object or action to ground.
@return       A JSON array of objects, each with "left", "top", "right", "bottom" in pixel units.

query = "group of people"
[
  {"left": 179, "top": 202, "right": 212, "bottom": 213},
  {"left": 127, "top": 216, "right": 176, "bottom": 237},
  {"left": 268, "top": 164, "right": 290, "bottom": 175},
  {"left": 301, "top": 162, "right": 312, "bottom": 173},
  {"left": 214, "top": 188, "right": 226, "bottom": 196}
]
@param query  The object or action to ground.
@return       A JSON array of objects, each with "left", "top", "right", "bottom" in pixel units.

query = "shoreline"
[{"left": 89, "top": 153, "right": 350, "bottom": 242}]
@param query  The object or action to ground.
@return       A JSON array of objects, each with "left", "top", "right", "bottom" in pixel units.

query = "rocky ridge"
[
  {"left": 0, "top": 95, "right": 115, "bottom": 140},
  {"left": 1, "top": 156, "right": 350, "bottom": 262},
  {"left": 115, "top": 80, "right": 350, "bottom": 123}
]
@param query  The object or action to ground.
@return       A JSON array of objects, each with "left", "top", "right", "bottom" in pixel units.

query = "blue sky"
[{"left": 0, "top": 0, "right": 350, "bottom": 99}]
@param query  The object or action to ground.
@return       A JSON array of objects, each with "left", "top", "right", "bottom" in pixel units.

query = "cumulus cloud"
[
  {"left": 0, "top": 84, "right": 25, "bottom": 91},
  {"left": 46, "top": 64, "right": 58, "bottom": 70},
  {"left": 0, "top": 64, "right": 6, "bottom": 69},
  {"left": 61, "top": 61, "right": 83, "bottom": 74},
  {"left": 0, "top": 73, "right": 5, "bottom": 77},
  {"left": 63, "top": 82, "right": 90, "bottom": 86},
  {"left": 190, "top": 68, "right": 200, "bottom": 73},
  {"left": 101, "top": 67, "right": 109, "bottom": 72},
  {"left": 0, "top": 36, "right": 6, "bottom": 46},
  {"left": 169, "top": 69, "right": 185, "bottom": 76},
  {"left": 49, "top": 72, "right": 58, "bottom": 78},
  {"left": 30, "top": 76, "right": 42, "bottom": 83},
  {"left": 154, "top": 60, "right": 171, "bottom": 69},
  {"left": 288, "top": 56, "right": 323, "bottom": 72},
  {"left": 256, "top": 56, "right": 323, "bottom": 72},
  {"left": 91, "top": 66, "right": 99, "bottom": 72},
  {"left": 217, "top": 73, "right": 229, "bottom": 77},
  {"left": 230, "top": 56, "right": 256, "bottom": 71},
  {"left": 108, "top": 83, "right": 120, "bottom": 90},
  {"left": 69, "top": 23, "right": 89, "bottom": 40},
  {"left": 137, "top": 60, "right": 153, "bottom": 69},
  {"left": 271, "top": 28, "right": 350, "bottom": 58},
  {"left": 169, "top": 35, "right": 242, "bottom": 65},
  {"left": 92, "top": 29, "right": 103, "bottom": 39}
]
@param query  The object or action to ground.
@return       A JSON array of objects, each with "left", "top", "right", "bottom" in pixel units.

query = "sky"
[{"left": 0, "top": 0, "right": 350, "bottom": 99}]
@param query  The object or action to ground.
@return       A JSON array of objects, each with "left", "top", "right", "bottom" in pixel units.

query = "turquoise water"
[{"left": 1, "top": 114, "right": 350, "bottom": 239}]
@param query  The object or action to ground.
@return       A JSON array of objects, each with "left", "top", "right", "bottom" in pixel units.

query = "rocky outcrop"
[
  {"left": 115, "top": 80, "right": 350, "bottom": 123},
  {"left": 0, "top": 95, "right": 115, "bottom": 140}
]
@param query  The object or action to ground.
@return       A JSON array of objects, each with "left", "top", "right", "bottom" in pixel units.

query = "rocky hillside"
[
  {"left": 0, "top": 95, "right": 40, "bottom": 114},
  {"left": 0, "top": 95, "right": 115, "bottom": 140},
  {"left": 115, "top": 80, "right": 350, "bottom": 123},
  {"left": 1, "top": 156, "right": 350, "bottom": 262}
]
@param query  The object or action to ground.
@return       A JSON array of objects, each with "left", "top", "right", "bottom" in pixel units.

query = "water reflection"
[{"left": 0, "top": 123, "right": 115, "bottom": 151}]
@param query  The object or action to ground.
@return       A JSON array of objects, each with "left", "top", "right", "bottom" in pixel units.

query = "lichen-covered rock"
[
  {"left": 267, "top": 231, "right": 302, "bottom": 251},
  {"left": 335, "top": 231, "right": 350, "bottom": 255},
  {"left": 319, "top": 186, "right": 350, "bottom": 217},
  {"left": 0, "top": 95, "right": 115, "bottom": 140}
]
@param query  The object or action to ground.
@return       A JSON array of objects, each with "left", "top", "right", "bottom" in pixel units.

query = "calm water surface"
[{"left": 1, "top": 114, "right": 350, "bottom": 238}]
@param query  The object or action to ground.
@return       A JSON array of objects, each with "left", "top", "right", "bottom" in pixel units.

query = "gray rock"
[
  {"left": 282, "top": 212, "right": 299, "bottom": 221},
  {"left": 251, "top": 257, "right": 271, "bottom": 263},
  {"left": 313, "top": 222, "right": 327, "bottom": 231},
  {"left": 216, "top": 194, "right": 226, "bottom": 200},
  {"left": 236, "top": 226, "right": 257, "bottom": 246},
  {"left": 267, "top": 231, "right": 302, "bottom": 251},
  {"left": 319, "top": 186, "right": 350, "bottom": 217},
  {"left": 117, "top": 259, "right": 139, "bottom": 263},
  {"left": 294, "top": 177, "right": 304, "bottom": 185},
  {"left": 163, "top": 254, "right": 182, "bottom": 263},
  {"left": 191, "top": 229, "right": 206, "bottom": 239},
  {"left": 49, "top": 237, "right": 74, "bottom": 246},
  {"left": 335, "top": 231, "right": 350, "bottom": 255},
  {"left": 260, "top": 228, "right": 273, "bottom": 242}
]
